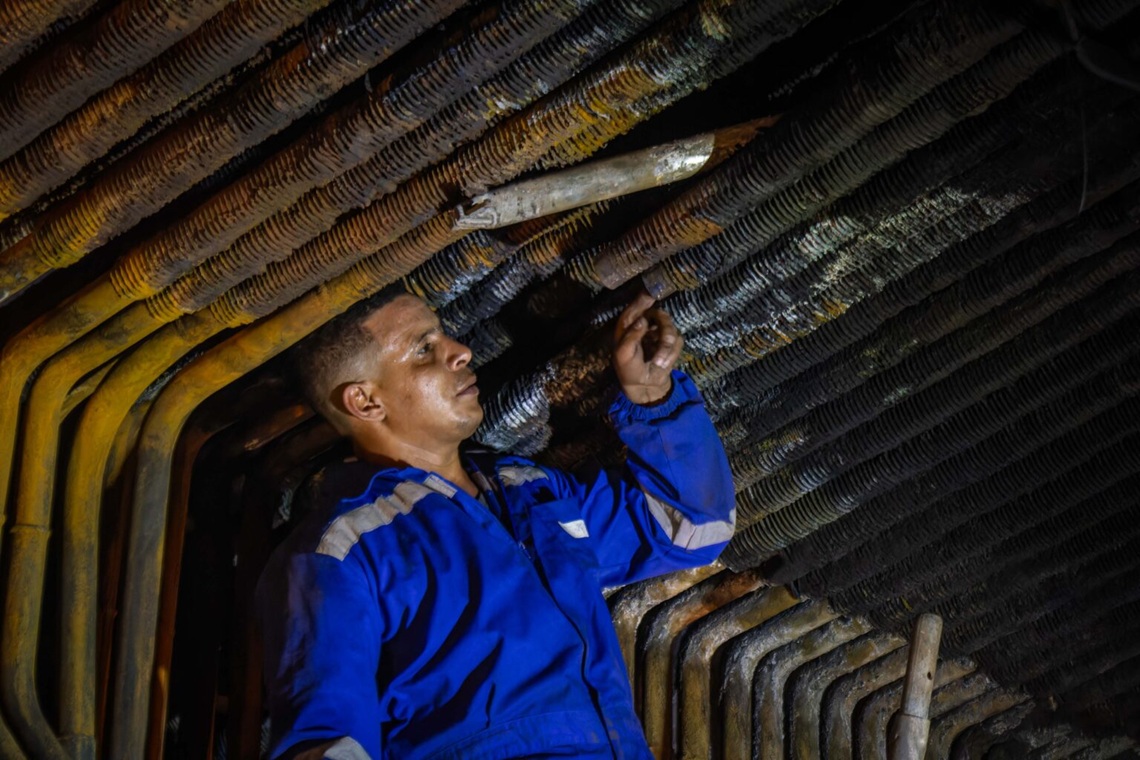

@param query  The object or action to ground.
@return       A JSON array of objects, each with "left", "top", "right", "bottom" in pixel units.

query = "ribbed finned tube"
[
  {"left": 0, "top": 0, "right": 229, "bottom": 164},
  {"left": 587, "top": 0, "right": 1024, "bottom": 290},
  {"left": 659, "top": 62, "right": 1124, "bottom": 349},
  {"left": 678, "top": 96, "right": 1140, "bottom": 391},
  {"left": 0, "top": 0, "right": 461, "bottom": 304},
  {"left": 990, "top": 580, "right": 1140, "bottom": 690},
  {"left": 940, "top": 537, "right": 1140, "bottom": 658},
  {"left": 755, "top": 210, "right": 1140, "bottom": 579},
  {"left": 0, "top": 0, "right": 336, "bottom": 219},
  {"left": 137, "top": 0, "right": 629, "bottom": 323},
  {"left": 201, "top": 0, "right": 815, "bottom": 330},
  {"left": 0, "top": 0, "right": 100, "bottom": 75},
  {"left": 110, "top": 0, "right": 592, "bottom": 308},
  {"left": 799, "top": 394, "right": 1140, "bottom": 624},
  {"left": 522, "top": 100, "right": 1140, "bottom": 480},
  {"left": 680, "top": 98, "right": 1133, "bottom": 394},
  {"left": 729, "top": 251, "right": 1140, "bottom": 507},
  {"left": 644, "top": 26, "right": 1080, "bottom": 305},
  {"left": 724, "top": 296, "right": 1140, "bottom": 565},
  {"left": 700, "top": 138, "right": 1140, "bottom": 430},
  {"left": 849, "top": 442, "right": 1140, "bottom": 628}
]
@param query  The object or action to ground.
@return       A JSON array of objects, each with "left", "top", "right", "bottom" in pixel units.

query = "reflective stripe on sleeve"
[{"left": 644, "top": 491, "right": 736, "bottom": 551}]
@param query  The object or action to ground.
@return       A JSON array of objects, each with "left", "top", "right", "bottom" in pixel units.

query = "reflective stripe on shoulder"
[
  {"left": 290, "top": 736, "right": 373, "bottom": 760},
  {"left": 498, "top": 465, "right": 548, "bottom": 486},
  {"left": 644, "top": 491, "right": 736, "bottom": 551},
  {"left": 316, "top": 482, "right": 435, "bottom": 560}
]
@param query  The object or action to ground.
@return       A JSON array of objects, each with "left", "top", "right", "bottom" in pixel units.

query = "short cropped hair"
[{"left": 292, "top": 284, "right": 408, "bottom": 429}]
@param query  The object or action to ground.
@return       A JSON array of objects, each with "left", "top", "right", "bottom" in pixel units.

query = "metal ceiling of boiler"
[{"left": 1, "top": 0, "right": 1139, "bottom": 757}]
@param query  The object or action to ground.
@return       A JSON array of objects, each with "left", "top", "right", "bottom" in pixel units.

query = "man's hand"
[{"left": 613, "top": 292, "right": 683, "bottom": 405}]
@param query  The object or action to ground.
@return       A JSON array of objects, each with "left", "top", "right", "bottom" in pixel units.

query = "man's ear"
[{"left": 340, "top": 381, "right": 386, "bottom": 422}]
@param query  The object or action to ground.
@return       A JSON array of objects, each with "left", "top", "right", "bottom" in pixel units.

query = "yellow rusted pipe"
[
  {"left": 0, "top": 0, "right": 99, "bottom": 75},
  {"left": 607, "top": 565, "right": 721, "bottom": 705},
  {"left": 0, "top": 296, "right": 162, "bottom": 760},
  {"left": 56, "top": 312, "right": 220, "bottom": 757},
  {"left": 0, "top": 0, "right": 336, "bottom": 219},
  {"left": 677, "top": 585, "right": 803, "bottom": 759}
]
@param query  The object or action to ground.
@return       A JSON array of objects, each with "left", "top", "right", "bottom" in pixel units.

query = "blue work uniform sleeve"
[
  {"left": 544, "top": 370, "right": 735, "bottom": 587},
  {"left": 258, "top": 545, "right": 384, "bottom": 760}
]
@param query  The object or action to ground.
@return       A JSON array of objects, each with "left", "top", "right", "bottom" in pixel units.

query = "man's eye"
[{"left": 417, "top": 342, "right": 433, "bottom": 356}]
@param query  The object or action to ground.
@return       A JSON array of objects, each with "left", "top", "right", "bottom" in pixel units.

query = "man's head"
[{"left": 294, "top": 288, "right": 483, "bottom": 458}]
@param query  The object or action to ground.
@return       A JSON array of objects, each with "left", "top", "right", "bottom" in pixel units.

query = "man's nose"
[{"left": 445, "top": 337, "right": 473, "bottom": 370}]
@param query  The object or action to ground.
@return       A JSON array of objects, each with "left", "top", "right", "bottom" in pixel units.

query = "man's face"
[{"left": 359, "top": 295, "right": 484, "bottom": 448}]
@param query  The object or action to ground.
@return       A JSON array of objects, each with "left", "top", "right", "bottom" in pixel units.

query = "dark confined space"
[{"left": 1, "top": 0, "right": 1139, "bottom": 757}]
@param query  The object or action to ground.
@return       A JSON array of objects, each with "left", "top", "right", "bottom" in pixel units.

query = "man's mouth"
[{"left": 458, "top": 377, "right": 479, "bottom": 397}]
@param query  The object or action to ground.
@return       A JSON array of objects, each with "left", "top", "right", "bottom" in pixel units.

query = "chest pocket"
[{"left": 527, "top": 498, "right": 601, "bottom": 585}]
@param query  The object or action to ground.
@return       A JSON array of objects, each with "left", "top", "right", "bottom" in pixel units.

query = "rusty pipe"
[
  {"left": 751, "top": 616, "right": 869, "bottom": 760},
  {"left": 676, "top": 585, "right": 800, "bottom": 758},
  {"left": 591, "top": 0, "right": 1023, "bottom": 290},
  {"left": 823, "top": 648, "right": 911, "bottom": 760},
  {"left": 0, "top": 0, "right": 337, "bottom": 219},
  {"left": 0, "top": 0, "right": 229, "bottom": 165},
  {"left": 0, "top": 304, "right": 166, "bottom": 760},
  {"left": 888, "top": 613, "right": 944, "bottom": 760},
  {"left": 718, "top": 602, "right": 840, "bottom": 760},
  {"left": 860, "top": 661, "right": 979, "bottom": 760},
  {"left": 0, "top": 0, "right": 100, "bottom": 75},
  {"left": 607, "top": 565, "right": 720, "bottom": 706},
  {"left": 0, "top": 0, "right": 462, "bottom": 303},
  {"left": 634, "top": 570, "right": 765, "bottom": 757},
  {"left": 927, "top": 690, "right": 1030, "bottom": 760},
  {"left": 787, "top": 632, "right": 906, "bottom": 760}
]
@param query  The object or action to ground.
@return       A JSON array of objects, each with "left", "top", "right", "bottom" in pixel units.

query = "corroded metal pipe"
[
  {"left": 927, "top": 690, "right": 1030, "bottom": 759},
  {"left": 718, "top": 602, "right": 841, "bottom": 760},
  {"left": 676, "top": 585, "right": 800, "bottom": 758},
  {"left": 888, "top": 614, "right": 943, "bottom": 760},
  {"left": 636, "top": 570, "right": 766, "bottom": 757},
  {"left": 823, "top": 648, "right": 910, "bottom": 760},
  {"left": 0, "top": 0, "right": 99, "bottom": 75},
  {"left": 643, "top": 26, "right": 1077, "bottom": 303},
  {"left": 0, "top": 0, "right": 336, "bottom": 219},
  {"left": 0, "top": 0, "right": 463, "bottom": 302},
  {"left": 591, "top": 0, "right": 1023, "bottom": 290},
  {"left": 607, "top": 565, "right": 720, "bottom": 704},
  {"left": 454, "top": 132, "right": 718, "bottom": 229},
  {"left": 751, "top": 617, "right": 869, "bottom": 760},
  {"left": 787, "top": 632, "right": 905, "bottom": 760},
  {"left": 0, "top": 0, "right": 229, "bottom": 164}
]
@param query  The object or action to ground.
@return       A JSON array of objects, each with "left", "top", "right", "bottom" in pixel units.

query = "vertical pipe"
[{"left": 889, "top": 613, "right": 943, "bottom": 760}]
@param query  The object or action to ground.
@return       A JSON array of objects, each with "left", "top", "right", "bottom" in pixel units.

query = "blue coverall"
[{"left": 257, "top": 371, "right": 736, "bottom": 759}]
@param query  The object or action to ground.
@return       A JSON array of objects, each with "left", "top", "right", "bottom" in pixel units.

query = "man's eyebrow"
[{"left": 412, "top": 324, "right": 441, "bottom": 346}]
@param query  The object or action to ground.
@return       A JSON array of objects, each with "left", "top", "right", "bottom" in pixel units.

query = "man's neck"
[{"left": 354, "top": 440, "right": 478, "bottom": 497}]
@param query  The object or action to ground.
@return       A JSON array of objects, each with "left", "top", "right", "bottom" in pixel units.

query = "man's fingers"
[
  {"left": 614, "top": 314, "right": 648, "bottom": 365},
  {"left": 644, "top": 308, "right": 681, "bottom": 369},
  {"left": 616, "top": 292, "right": 656, "bottom": 338}
]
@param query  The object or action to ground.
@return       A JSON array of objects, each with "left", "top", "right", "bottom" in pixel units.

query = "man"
[{"left": 257, "top": 287, "right": 735, "bottom": 759}]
